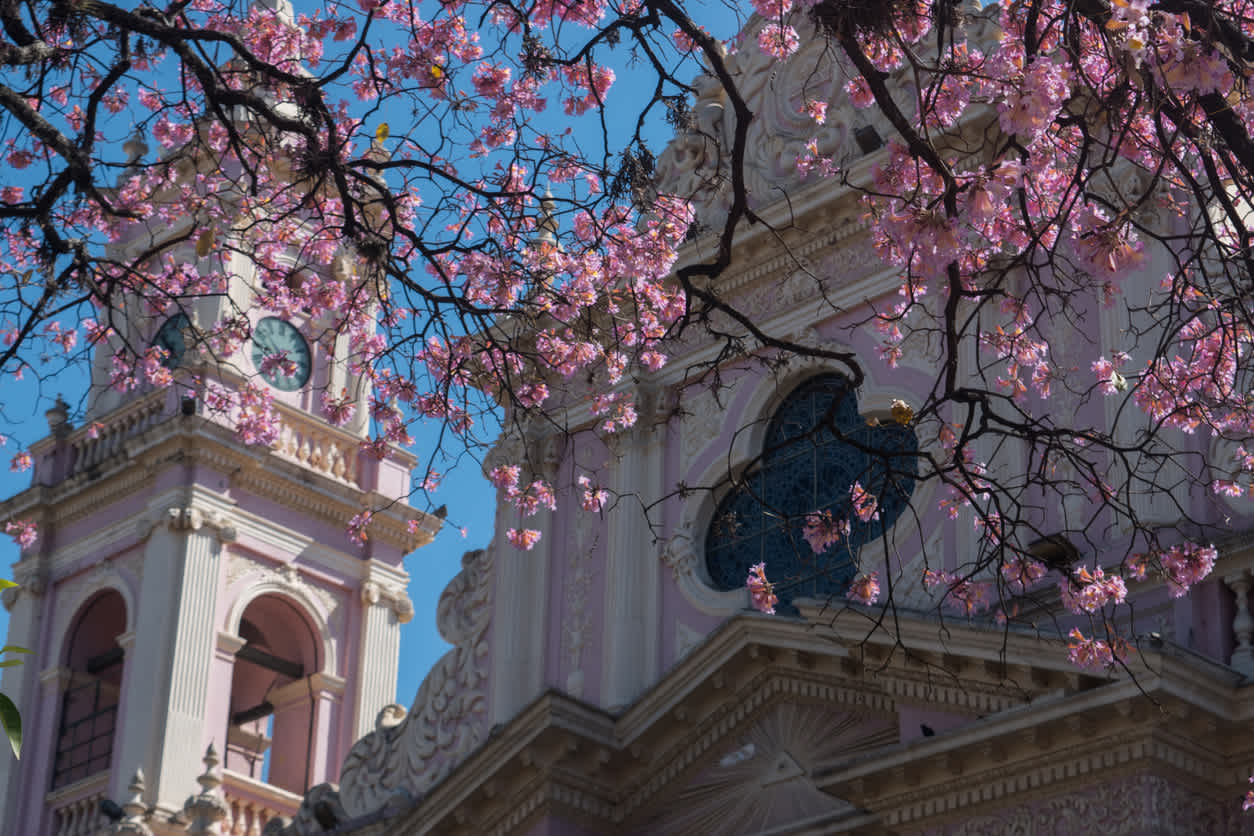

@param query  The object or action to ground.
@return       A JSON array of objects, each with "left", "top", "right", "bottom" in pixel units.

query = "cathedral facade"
[{"left": 5, "top": 7, "right": 1254, "bottom": 836}]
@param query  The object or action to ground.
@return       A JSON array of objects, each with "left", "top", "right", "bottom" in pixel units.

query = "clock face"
[
  {"left": 153, "top": 313, "right": 190, "bottom": 369},
  {"left": 251, "top": 317, "right": 311, "bottom": 391}
]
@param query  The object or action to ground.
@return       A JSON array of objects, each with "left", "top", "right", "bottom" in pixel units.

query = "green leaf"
[
  {"left": 0, "top": 661, "right": 22, "bottom": 669},
  {"left": 0, "top": 579, "right": 16, "bottom": 590},
  {"left": 0, "top": 646, "right": 31, "bottom": 656},
  {"left": 0, "top": 693, "right": 21, "bottom": 759}
]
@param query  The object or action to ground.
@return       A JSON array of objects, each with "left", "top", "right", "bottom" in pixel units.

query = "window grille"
[
  {"left": 705, "top": 374, "right": 917, "bottom": 612},
  {"left": 51, "top": 655, "right": 121, "bottom": 789}
]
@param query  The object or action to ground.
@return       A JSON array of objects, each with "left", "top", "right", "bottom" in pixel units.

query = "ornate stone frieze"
[
  {"left": 270, "top": 547, "right": 494, "bottom": 830},
  {"left": 914, "top": 774, "right": 1230, "bottom": 836},
  {"left": 226, "top": 553, "right": 345, "bottom": 636}
]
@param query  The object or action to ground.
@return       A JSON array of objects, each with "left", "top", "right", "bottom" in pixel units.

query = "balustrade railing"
[
  {"left": 68, "top": 391, "right": 170, "bottom": 477},
  {"left": 272, "top": 413, "right": 359, "bottom": 486},
  {"left": 45, "top": 771, "right": 107, "bottom": 836},
  {"left": 222, "top": 769, "right": 302, "bottom": 836}
]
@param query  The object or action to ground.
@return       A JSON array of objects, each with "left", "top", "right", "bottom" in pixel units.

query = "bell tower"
[{"left": 0, "top": 131, "right": 436, "bottom": 836}]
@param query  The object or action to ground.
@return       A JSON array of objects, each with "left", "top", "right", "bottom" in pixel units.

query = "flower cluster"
[
  {"left": 846, "top": 572, "right": 880, "bottom": 606},
  {"left": 802, "top": 510, "right": 848, "bottom": 554},
  {"left": 746, "top": 562, "right": 778, "bottom": 615}
]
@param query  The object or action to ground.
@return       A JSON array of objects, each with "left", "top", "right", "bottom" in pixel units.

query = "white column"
[
  {"left": 353, "top": 582, "right": 407, "bottom": 741},
  {"left": 602, "top": 390, "right": 663, "bottom": 710},
  {"left": 116, "top": 506, "right": 232, "bottom": 817}
]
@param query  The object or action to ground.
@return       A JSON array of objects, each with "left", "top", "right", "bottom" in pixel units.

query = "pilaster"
[
  {"left": 115, "top": 503, "right": 235, "bottom": 816},
  {"left": 602, "top": 387, "right": 663, "bottom": 710},
  {"left": 352, "top": 577, "right": 410, "bottom": 741},
  {"left": 490, "top": 430, "right": 556, "bottom": 725}
]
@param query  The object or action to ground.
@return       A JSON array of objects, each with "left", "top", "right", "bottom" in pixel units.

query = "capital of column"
[
  {"left": 136, "top": 504, "right": 238, "bottom": 543},
  {"left": 360, "top": 580, "right": 414, "bottom": 623}
]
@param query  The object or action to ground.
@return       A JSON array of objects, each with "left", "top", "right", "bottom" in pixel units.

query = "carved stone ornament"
[
  {"left": 135, "top": 503, "right": 237, "bottom": 542},
  {"left": 641, "top": 703, "right": 897, "bottom": 834},
  {"left": 268, "top": 547, "right": 494, "bottom": 831},
  {"left": 654, "top": 17, "right": 893, "bottom": 230},
  {"left": 920, "top": 774, "right": 1231, "bottom": 836},
  {"left": 680, "top": 386, "right": 727, "bottom": 465},
  {"left": 226, "top": 554, "right": 345, "bottom": 638},
  {"left": 360, "top": 579, "right": 414, "bottom": 623}
]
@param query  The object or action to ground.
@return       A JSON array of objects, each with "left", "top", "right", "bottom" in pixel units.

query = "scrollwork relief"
[{"left": 322, "top": 546, "right": 493, "bottom": 822}]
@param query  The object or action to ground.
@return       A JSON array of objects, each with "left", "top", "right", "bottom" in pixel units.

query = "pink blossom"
[
  {"left": 1066, "top": 628, "right": 1130, "bottom": 671},
  {"left": 803, "top": 99, "right": 828, "bottom": 124},
  {"left": 507, "top": 528, "right": 542, "bottom": 550},
  {"left": 757, "top": 23, "right": 799, "bottom": 59},
  {"left": 1160, "top": 542, "right": 1217, "bottom": 598},
  {"left": 489, "top": 464, "right": 521, "bottom": 493},
  {"left": 1001, "top": 556, "right": 1047, "bottom": 591},
  {"left": 5, "top": 520, "right": 36, "bottom": 550},
  {"left": 746, "top": 562, "right": 778, "bottom": 614},
  {"left": 847, "top": 572, "right": 880, "bottom": 605},
  {"left": 347, "top": 511, "right": 372, "bottom": 545},
  {"left": 321, "top": 389, "right": 356, "bottom": 427},
  {"left": 850, "top": 481, "right": 879, "bottom": 522},
  {"left": 577, "top": 475, "right": 608, "bottom": 512},
  {"left": 845, "top": 77, "right": 874, "bottom": 108},
  {"left": 9, "top": 451, "right": 31, "bottom": 473},
  {"left": 235, "top": 384, "right": 281, "bottom": 447},
  {"left": 802, "top": 510, "right": 848, "bottom": 554},
  {"left": 1060, "top": 567, "right": 1127, "bottom": 614}
]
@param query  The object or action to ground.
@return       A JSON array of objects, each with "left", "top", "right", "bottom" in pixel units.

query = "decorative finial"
[
  {"left": 533, "top": 187, "right": 559, "bottom": 248},
  {"left": 107, "top": 767, "right": 153, "bottom": 835},
  {"left": 183, "top": 744, "right": 229, "bottom": 836},
  {"left": 45, "top": 394, "right": 70, "bottom": 435}
]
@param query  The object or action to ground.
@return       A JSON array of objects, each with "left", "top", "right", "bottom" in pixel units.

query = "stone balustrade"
[
  {"left": 222, "top": 769, "right": 302, "bottom": 836},
  {"left": 68, "top": 391, "right": 171, "bottom": 477},
  {"left": 271, "top": 410, "right": 360, "bottom": 486},
  {"left": 46, "top": 772, "right": 107, "bottom": 836}
]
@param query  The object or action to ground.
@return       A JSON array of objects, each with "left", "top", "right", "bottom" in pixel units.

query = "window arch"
[
  {"left": 704, "top": 374, "right": 918, "bottom": 612},
  {"left": 225, "top": 594, "right": 321, "bottom": 794},
  {"left": 52, "top": 590, "right": 127, "bottom": 789}
]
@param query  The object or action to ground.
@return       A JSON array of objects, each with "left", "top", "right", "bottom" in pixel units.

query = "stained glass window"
[{"left": 705, "top": 374, "right": 918, "bottom": 612}]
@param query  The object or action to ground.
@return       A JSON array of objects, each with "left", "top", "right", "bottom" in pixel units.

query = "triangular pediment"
[{"left": 632, "top": 700, "right": 892, "bottom": 835}]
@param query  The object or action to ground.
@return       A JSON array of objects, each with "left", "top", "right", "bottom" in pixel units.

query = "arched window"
[
  {"left": 225, "top": 594, "right": 321, "bottom": 795},
  {"left": 705, "top": 374, "right": 918, "bottom": 612},
  {"left": 52, "top": 590, "right": 127, "bottom": 789}
]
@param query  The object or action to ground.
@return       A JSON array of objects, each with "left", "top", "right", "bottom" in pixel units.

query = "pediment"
[{"left": 633, "top": 702, "right": 895, "bottom": 835}]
